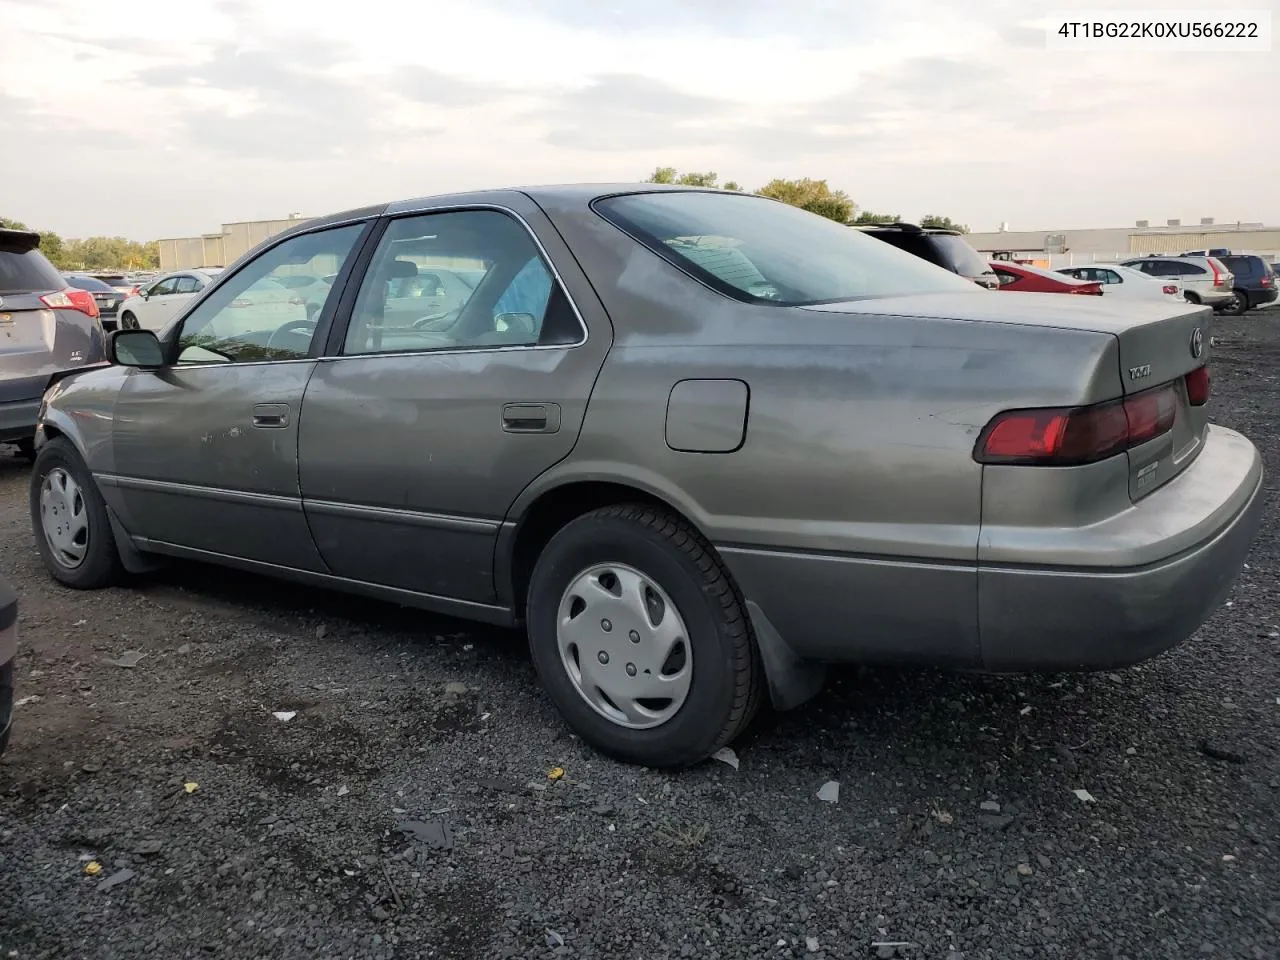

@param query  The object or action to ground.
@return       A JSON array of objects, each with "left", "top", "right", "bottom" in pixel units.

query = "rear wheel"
[
  {"left": 526, "top": 504, "right": 763, "bottom": 768},
  {"left": 1224, "top": 289, "right": 1250, "bottom": 316},
  {"left": 120, "top": 311, "right": 139, "bottom": 330},
  {"left": 29, "top": 438, "right": 123, "bottom": 589},
  {"left": 1183, "top": 292, "right": 1201, "bottom": 305}
]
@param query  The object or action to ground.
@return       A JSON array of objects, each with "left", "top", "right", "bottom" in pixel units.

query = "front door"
[
  {"left": 108, "top": 222, "right": 369, "bottom": 568},
  {"left": 297, "top": 200, "right": 611, "bottom": 607}
]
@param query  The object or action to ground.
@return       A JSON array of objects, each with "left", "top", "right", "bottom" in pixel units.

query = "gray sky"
[{"left": 2, "top": 0, "right": 1276, "bottom": 239}]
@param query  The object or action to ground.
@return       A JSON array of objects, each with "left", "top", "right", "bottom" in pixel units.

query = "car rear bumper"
[
  {"left": 1247, "top": 288, "right": 1277, "bottom": 306},
  {"left": 720, "top": 425, "right": 1262, "bottom": 674},
  {"left": 0, "top": 397, "right": 41, "bottom": 443},
  {"left": 979, "top": 425, "right": 1263, "bottom": 670}
]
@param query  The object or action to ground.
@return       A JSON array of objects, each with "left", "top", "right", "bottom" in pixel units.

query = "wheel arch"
[{"left": 498, "top": 466, "right": 826, "bottom": 712}]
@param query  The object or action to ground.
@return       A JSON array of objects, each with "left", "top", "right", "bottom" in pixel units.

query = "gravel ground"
[{"left": 2, "top": 311, "right": 1279, "bottom": 960}]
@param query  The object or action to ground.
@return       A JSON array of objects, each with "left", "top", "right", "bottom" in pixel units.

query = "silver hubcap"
[
  {"left": 40, "top": 467, "right": 89, "bottom": 569},
  {"left": 556, "top": 563, "right": 693, "bottom": 729}
]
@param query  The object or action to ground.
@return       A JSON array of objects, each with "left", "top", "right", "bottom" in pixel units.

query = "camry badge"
[{"left": 1190, "top": 327, "right": 1204, "bottom": 359}]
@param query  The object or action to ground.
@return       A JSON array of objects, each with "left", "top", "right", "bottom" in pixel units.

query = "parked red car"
[{"left": 990, "top": 261, "right": 1103, "bottom": 295}]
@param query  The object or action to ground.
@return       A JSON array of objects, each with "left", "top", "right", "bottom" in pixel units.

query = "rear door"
[{"left": 297, "top": 195, "right": 611, "bottom": 608}]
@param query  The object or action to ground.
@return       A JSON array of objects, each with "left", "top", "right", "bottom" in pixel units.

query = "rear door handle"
[
  {"left": 252, "top": 403, "right": 290, "bottom": 428},
  {"left": 502, "top": 402, "right": 561, "bottom": 434}
]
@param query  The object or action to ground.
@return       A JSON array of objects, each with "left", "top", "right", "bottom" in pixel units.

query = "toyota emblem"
[{"left": 1190, "top": 326, "right": 1204, "bottom": 359}]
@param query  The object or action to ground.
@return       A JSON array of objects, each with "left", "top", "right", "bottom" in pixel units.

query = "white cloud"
[{"left": 1, "top": 0, "right": 1276, "bottom": 238}]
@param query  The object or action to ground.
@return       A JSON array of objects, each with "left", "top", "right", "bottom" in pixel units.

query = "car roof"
[{"left": 283, "top": 185, "right": 773, "bottom": 235}]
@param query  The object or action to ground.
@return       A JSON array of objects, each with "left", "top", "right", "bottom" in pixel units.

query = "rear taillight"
[
  {"left": 1069, "top": 285, "right": 1103, "bottom": 295},
  {"left": 976, "top": 383, "right": 1178, "bottom": 466},
  {"left": 1186, "top": 365, "right": 1210, "bottom": 406},
  {"left": 1162, "top": 285, "right": 1179, "bottom": 295},
  {"left": 127, "top": 286, "right": 140, "bottom": 297},
  {"left": 1261, "top": 275, "right": 1273, "bottom": 288},
  {"left": 1209, "top": 261, "right": 1225, "bottom": 286},
  {"left": 40, "top": 288, "right": 100, "bottom": 320}
]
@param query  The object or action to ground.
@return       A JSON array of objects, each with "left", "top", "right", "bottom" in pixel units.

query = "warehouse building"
[
  {"left": 966, "top": 218, "right": 1280, "bottom": 269},
  {"left": 157, "top": 214, "right": 311, "bottom": 271}
]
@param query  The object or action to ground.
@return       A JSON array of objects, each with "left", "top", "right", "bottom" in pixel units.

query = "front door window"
[{"left": 176, "top": 224, "right": 364, "bottom": 364}]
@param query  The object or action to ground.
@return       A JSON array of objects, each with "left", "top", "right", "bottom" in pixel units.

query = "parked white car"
[
  {"left": 1119, "top": 256, "right": 1235, "bottom": 309},
  {"left": 117, "top": 268, "right": 224, "bottom": 332},
  {"left": 1056, "top": 264, "right": 1186, "bottom": 303}
]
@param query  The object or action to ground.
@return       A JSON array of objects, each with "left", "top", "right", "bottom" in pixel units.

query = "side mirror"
[{"left": 109, "top": 329, "right": 165, "bottom": 368}]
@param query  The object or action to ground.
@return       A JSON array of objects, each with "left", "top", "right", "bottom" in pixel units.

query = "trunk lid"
[{"left": 0, "top": 295, "right": 58, "bottom": 355}]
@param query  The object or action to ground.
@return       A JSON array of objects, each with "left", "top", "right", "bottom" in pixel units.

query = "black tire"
[
  {"left": 1184, "top": 292, "right": 1201, "bottom": 305},
  {"left": 120, "top": 311, "right": 138, "bottom": 330},
  {"left": 526, "top": 503, "right": 764, "bottom": 768},
  {"left": 29, "top": 438, "right": 123, "bottom": 589},
  {"left": 1224, "top": 289, "right": 1250, "bottom": 316}
]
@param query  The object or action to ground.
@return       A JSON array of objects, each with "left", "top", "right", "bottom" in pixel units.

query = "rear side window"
[
  {"left": 0, "top": 246, "right": 65, "bottom": 293},
  {"left": 1172, "top": 261, "right": 1206, "bottom": 276}
]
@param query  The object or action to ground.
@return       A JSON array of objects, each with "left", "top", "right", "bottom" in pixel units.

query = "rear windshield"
[
  {"left": 65, "top": 275, "right": 116, "bottom": 292},
  {"left": 930, "top": 234, "right": 993, "bottom": 278},
  {"left": 0, "top": 247, "right": 65, "bottom": 293},
  {"left": 594, "top": 191, "right": 980, "bottom": 306},
  {"left": 1222, "top": 255, "right": 1267, "bottom": 276}
]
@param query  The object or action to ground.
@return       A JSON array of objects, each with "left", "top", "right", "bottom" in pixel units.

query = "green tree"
[
  {"left": 756, "top": 178, "right": 855, "bottom": 224},
  {"left": 3, "top": 217, "right": 158, "bottom": 270},
  {"left": 920, "top": 214, "right": 969, "bottom": 233},
  {"left": 853, "top": 210, "right": 901, "bottom": 225},
  {"left": 643, "top": 167, "right": 741, "bottom": 189}
]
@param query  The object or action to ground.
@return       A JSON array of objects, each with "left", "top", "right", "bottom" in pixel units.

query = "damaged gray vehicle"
[{"left": 27, "top": 185, "right": 1263, "bottom": 767}]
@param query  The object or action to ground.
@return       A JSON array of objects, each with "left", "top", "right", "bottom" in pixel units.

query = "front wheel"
[
  {"left": 29, "top": 438, "right": 123, "bottom": 589},
  {"left": 526, "top": 504, "right": 764, "bottom": 768},
  {"left": 119, "top": 311, "right": 139, "bottom": 330}
]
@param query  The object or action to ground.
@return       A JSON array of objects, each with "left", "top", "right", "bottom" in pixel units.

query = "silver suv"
[{"left": 1120, "top": 255, "right": 1235, "bottom": 309}]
